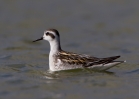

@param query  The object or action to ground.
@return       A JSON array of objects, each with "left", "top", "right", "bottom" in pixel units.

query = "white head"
[
  {"left": 43, "top": 29, "right": 60, "bottom": 42},
  {"left": 33, "top": 29, "right": 61, "bottom": 52}
]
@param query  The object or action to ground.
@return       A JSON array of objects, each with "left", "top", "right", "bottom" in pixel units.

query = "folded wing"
[{"left": 58, "top": 51, "right": 121, "bottom": 67}]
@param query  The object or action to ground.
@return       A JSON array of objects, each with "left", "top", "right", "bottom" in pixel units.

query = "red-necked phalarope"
[{"left": 33, "top": 29, "right": 125, "bottom": 71}]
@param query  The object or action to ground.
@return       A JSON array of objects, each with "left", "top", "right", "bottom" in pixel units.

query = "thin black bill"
[{"left": 33, "top": 37, "right": 43, "bottom": 42}]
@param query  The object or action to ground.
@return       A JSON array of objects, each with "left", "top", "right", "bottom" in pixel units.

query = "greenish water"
[{"left": 0, "top": 0, "right": 139, "bottom": 99}]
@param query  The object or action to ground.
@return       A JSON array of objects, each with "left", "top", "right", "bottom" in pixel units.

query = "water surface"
[{"left": 0, "top": 0, "right": 139, "bottom": 99}]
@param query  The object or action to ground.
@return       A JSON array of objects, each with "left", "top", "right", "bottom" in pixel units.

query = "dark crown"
[{"left": 47, "top": 29, "right": 60, "bottom": 37}]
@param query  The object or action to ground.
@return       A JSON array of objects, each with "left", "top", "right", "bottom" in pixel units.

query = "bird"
[{"left": 33, "top": 29, "right": 125, "bottom": 71}]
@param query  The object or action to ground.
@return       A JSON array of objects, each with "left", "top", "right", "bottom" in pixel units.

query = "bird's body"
[{"left": 33, "top": 29, "right": 125, "bottom": 71}]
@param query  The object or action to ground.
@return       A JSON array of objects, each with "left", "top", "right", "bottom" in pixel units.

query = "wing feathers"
[
  {"left": 85, "top": 56, "right": 120, "bottom": 67},
  {"left": 57, "top": 51, "right": 121, "bottom": 67}
]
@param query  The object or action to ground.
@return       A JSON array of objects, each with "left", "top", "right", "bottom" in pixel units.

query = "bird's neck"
[{"left": 49, "top": 39, "right": 61, "bottom": 54}]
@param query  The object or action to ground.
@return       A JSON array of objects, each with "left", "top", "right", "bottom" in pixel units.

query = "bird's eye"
[
  {"left": 46, "top": 32, "right": 50, "bottom": 36},
  {"left": 45, "top": 32, "right": 55, "bottom": 39}
]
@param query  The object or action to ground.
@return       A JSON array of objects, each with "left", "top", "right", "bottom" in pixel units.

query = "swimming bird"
[{"left": 33, "top": 29, "right": 125, "bottom": 71}]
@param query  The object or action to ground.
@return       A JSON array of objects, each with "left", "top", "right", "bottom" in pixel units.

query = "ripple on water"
[
  {"left": 6, "top": 64, "right": 26, "bottom": 71},
  {"left": 0, "top": 55, "right": 11, "bottom": 59},
  {"left": 5, "top": 46, "right": 32, "bottom": 51}
]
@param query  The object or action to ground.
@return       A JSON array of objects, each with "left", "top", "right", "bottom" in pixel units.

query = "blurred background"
[{"left": 0, "top": 0, "right": 139, "bottom": 99}]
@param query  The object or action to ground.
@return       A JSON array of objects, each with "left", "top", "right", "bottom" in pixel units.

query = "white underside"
[
  {"left": 49, "top": 49, "right": 125, "bottom": 72},
  {"left": 49, "top": 58, "right": 124, "bottom": 71}
]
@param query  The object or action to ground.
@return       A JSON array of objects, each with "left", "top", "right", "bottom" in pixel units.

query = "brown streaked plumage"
[
  {"left": 56, "top": 50, "right": 121, "bottom": 67},
  {"left": 33, "top": 28, "right": 125, "bottom": 71}
]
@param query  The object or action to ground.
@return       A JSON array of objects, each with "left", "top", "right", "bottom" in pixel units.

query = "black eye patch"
[
  {"left": 45, "top": 32, "right": 55, "bottom": 39},
  {"left": 46, "top": 32, "right": 50, "bottom": 35}
]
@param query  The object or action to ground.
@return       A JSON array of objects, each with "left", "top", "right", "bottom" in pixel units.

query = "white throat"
[
  {"left": 48, "top": 38, "right": 61, "bottom": 71},
  {"left": 49, "top": 39, "right": 61, "bottom": 54}
]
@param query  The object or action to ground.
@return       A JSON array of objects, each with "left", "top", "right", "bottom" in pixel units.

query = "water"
[{"left": 0, "top": 0, "right": 139, "bottom": 99}]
